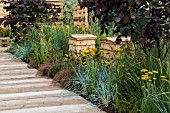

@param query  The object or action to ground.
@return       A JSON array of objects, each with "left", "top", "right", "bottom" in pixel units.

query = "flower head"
[
  {"left": 153, "top": 77, "right": 157, "bottom": 80},
  {"left": 83, "top": 62, "right": 86, "bottom": 65},
  {"left": 152, "top": 70, "right": 159, "bottom": 74},
  {"left": 92, "top": 48, "right": 97, "bottom": 52},
  {"left": 91, "top": 48, "right": 97, "bottom": 56},
  {"left": 40, "top": 26, "right": 43, "bottom": 32},
  {"left": 148, "top": 71, "right": 153, "bottom": 75},
  {"left": 148, "top": 79, "right": 152, "bottom": 82},
  {"left": 140, "top": 69, "right": 148, "bottom": 73},
  {"left": 160, "top": 76, "right": 166, "bottom": 79},
  {"left": 91, "top": 50, "right": 95, "bottom": 56},
  {"left": 57, "top": 25, "right": 61, "bottom": 31},
  {"left": 65, "top": 54, "right": 69, "bottom": 58},
  {"left": 113, "top": 48, "right": 122, "bottom": 52},
  {"left": 64, "top": 58, "right": 68, "bottom": 61},
  {"left": 80, "top": 51, "right": 85, "bottom": 56},
  {"left": 66, "top": 25, "right": 69, "bottom": 30},
  {"left": 82, "top": 25, "right": 85, "bottom": 31},
  {"left": 141, "top": 74, "right": 150, "bottom": 80},
  {"left": 105, "top": 61, "right": 110, "bottom": 65},
  {"left": 51, "top": 22, "right": 55, "bottom": 29}
]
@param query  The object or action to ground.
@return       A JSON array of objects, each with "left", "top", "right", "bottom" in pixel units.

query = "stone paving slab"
[{"left": 0, "top": 51, "right": 105, "bottom": 113}]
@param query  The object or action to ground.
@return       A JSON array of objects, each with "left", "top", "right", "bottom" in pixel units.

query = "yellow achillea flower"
[
  {"left": 83, "top": 62, "right": 86, "bottom": 65},
  {"left": 148, "top": 79, "right": 152, "bottom": 82},
  {"left": 84, "top": 49, "right": 90, "bottom": 54},
  {"left": 91, "top": 48, "right": 97, "bottom": 56},
  {"left": 140, "top": 69, "right": 148, "bottom": 73},
  {"left": 64, "top": 58, "right": 68, "bottom": 61},
  {"left": 145, "top": 73, "right": 149, "bottom": 75},
  {"left": 160, "top": 76, "right": 166, "bottom": 79},
  {"left": 141, "top": 75, "right": 150, "bottom": 80},
  {"left": 92, "top": 48, "right": 97, "bottom": 52},
  {"left": 66, "top": 25, "right": 69, "bottom": 30},
  {"left": 153, "top": 77, "right": 157, "bottom": 80},
  {"left": 105, "top": 61, "right": 110, "bottom": 65},
  {"left": 148, "top": 71, "right": 153, "bottom": 75},
  {"left": 113, "top": 47, "right": 122, "bottom": 52},
  {"left": 65, "top": 54, "right": 69, "bottom": 57},
  {"left": 80, "top": 51, "right": 85, "bottom": 56},
  {"left": 152, "top": 70, "right": 159, "bottom": 74},
  {"left": 122, "top": 64, "right": 125, "bottom": 67},
  {"left": 57, "top": 25, "right": 61, "bottom": 31},
  {"left": 91, "top": 50, "right": 95, "bottom": 56},
  {"left": 80, "top": 50, "right": 86, "bottom": 56},
  {"left": 51, "top": 22, "right": 55, "bottom": 29},
  {"left": 40, "top": 26, "right": 43, "bottom": 32},
  {"left": 82, "top": 25, "right": 85, "bottom": 31}
]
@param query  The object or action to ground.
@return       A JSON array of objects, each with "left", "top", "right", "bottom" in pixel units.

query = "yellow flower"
[
  {"left": 51, "top": 22, "right": 55, "bottom": 29},
  {"left": 141, "top": 75, "right": 150, "bottom": 80},
  {"left": 40, "top": 26, "right": 43, "bottom": 32},
  {"left": 148, "top": 79, "right": 152, "bottom": 82},
  {"left": 152, "top": 70, "right": 159, "bottom": 74},
  {"left": 64, "top": 58, "right": 68, "bottom": 61},
  {"left": 65, "top": 54, "right": 69, "bottom": 57},
  {"left": 113, "top": 48, "right": 122, "bottom": 52},
  {"left": 105, "top": 61, "right": 110, "bottom": 65},
  {"left": 160, "top": 76, "right": 166, "bottom": 79},
  {"left": 91, "top": 48, "right": 97, "bottom": 56},
  {"left": 153, "top": 77, "right": 157, "bottom": 80},
  {"left": 148, "top": 71, "right": 153, "bottom": 75},
  {"left": 92, "top": 48, "right": 97, "bottom": 52},
  {"left": 57, "top": 25, "right": 61, "bottom": 31},
  {"left": 84, "top": 49, "right": 90, "bottom": 54},
  {"left": 140, "top": 69, "right": 148, "bottom": 73},
  {"left": 80, "top": 51, "right": 85, "bottom": 56},
  {"left": 66, "top": 25, "right": 69, "bottom": 30},
  {"left": 82, "top": 25, "right": 85, "bottom": 31},
  {"left": 83, "top": 62, "right": 86, "bottom": 65},
  {"left": 91, "top": 50, "right": 95, "bottom": 56},
  {"left": 145, "top": 73, "right": 149, "bottom": 75}
]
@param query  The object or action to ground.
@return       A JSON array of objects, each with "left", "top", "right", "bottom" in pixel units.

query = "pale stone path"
[{"left": 0, "top": 48, "right": 105, "bottom": 113}]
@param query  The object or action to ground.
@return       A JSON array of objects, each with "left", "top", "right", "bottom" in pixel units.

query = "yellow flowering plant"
[
  {"left": 51, "top": 22, "right": 55, "bottom": 29},
  {"left": 80, "top": 48, "right": 97, "bottom": 57},
  {"left": 140, "top": 69, "right": 148, "bottom": 73}
]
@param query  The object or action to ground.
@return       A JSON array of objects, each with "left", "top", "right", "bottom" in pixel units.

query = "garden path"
[{"left": 0, "top": 48, "right": 105, "bottom": 113}]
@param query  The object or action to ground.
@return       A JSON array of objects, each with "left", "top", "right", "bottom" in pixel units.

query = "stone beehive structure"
[
  {"left": 100, "top": 37, "right": 131, "bottom": 58},
  {"left": 68, "top": 34, "right": 97, "bottom": 54}
]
